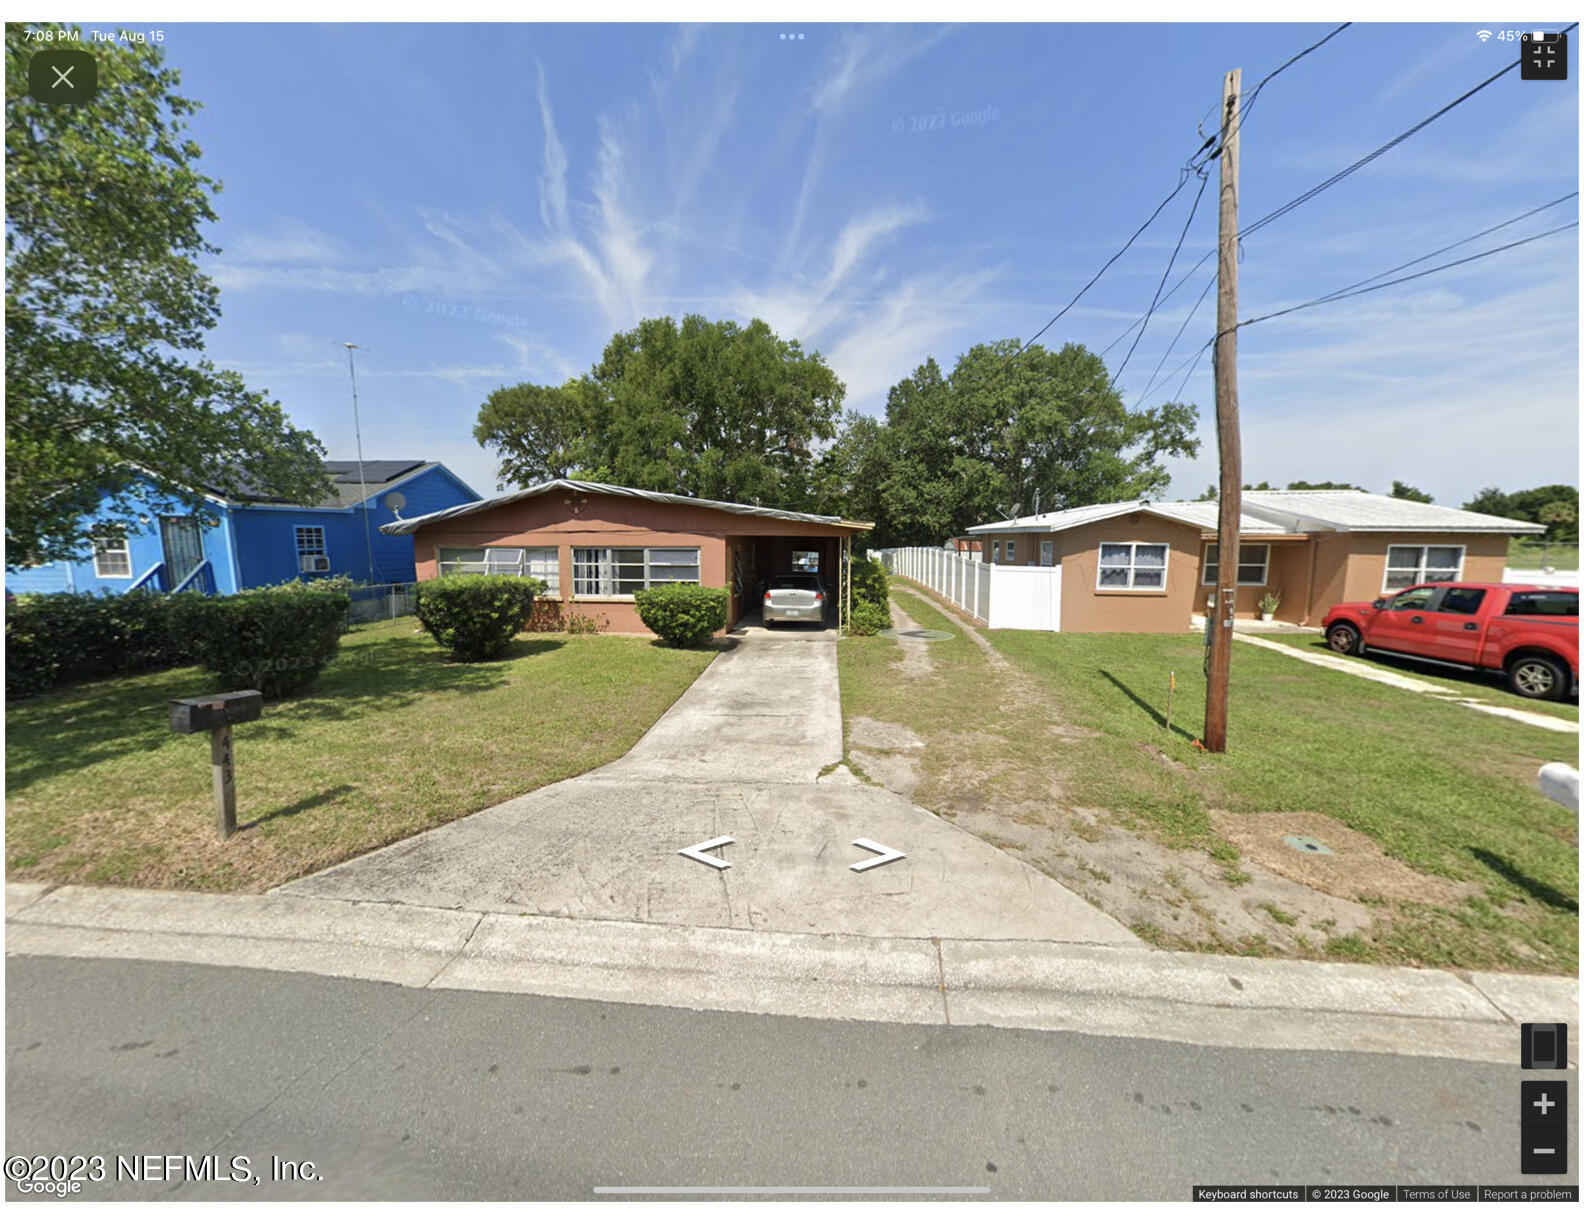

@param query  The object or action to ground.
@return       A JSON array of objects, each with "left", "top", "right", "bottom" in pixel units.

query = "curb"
[{"left": 6, "top": 883, "right": 1576, "bottom": 1066}]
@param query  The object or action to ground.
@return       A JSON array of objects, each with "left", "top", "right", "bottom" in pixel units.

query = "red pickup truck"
[{"left": 1321, "top": 582, "right": 1579, "bottom": 701}]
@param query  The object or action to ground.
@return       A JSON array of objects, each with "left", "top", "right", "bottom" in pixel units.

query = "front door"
[{"left": 160, "top": 516, "right": 204, "bottom": 584}]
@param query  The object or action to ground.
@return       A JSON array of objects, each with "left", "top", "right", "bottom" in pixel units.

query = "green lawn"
[
  {"left": 6, "top": 619, "right": 714, "bottom": 892},
  {"left": 1291, "top": 635, "right": 1578, "bottom": 722},
  {"left": 1508, "top": 537, "right": 1579, "bottom": 571},
  {"left": 840, "top": 582, "right": 1578, "bottom": 973}
]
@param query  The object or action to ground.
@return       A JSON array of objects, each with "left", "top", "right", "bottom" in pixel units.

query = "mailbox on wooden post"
[{"left": 169, "top": 690, "right": 263, "bottom": 839}]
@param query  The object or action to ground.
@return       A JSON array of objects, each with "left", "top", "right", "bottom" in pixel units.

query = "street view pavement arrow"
[
  {"left": 678, "top": 836, "right": 734, "bottom": 870},
  {"left": 849, "top": 837, "right": 905, "bottom": 872}
]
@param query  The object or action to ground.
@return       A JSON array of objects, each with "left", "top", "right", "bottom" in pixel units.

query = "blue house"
[{"left": 7, "top": 459, "right": 480, "bottom": 597}]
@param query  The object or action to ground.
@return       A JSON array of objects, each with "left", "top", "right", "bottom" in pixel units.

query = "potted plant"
[{"left": 1257, "top": 589, "right": 1282, "bottom": 622}]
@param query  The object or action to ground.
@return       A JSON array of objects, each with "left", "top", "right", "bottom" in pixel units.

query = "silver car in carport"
[{"left": 762, "top": 573, "right": 827, "bottom": 627}]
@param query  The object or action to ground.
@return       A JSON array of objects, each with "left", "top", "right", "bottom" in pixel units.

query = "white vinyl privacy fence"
[{"left": 879, "top": 547, "right": 1061, "bottom": 631}]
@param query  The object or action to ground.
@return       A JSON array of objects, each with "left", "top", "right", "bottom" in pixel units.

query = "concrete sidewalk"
[
  {"left": 1236, "top": 633, "right": 1579, "bottom": 734},
  {"left": 7, "top": 883, "right": 1577, "bottom": 1068},
  {"left": 277, "top": 626, "right": 1135, "bottom": 945}
]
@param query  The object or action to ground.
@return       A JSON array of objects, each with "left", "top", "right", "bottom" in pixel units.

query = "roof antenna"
[{"left": 340, "top": 341, "right": 376, "bottom": 584}]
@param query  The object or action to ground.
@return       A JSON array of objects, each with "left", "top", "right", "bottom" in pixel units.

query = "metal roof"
[
  {"left": 966, "top": 500, "right": 1300, "bottom": 536},
  {"left": 380, "top": 479, "right": 874, "bottom": 536},
  {"left": 1238, "top": 489, "right": 1546, "bottom": 534},
  {"left": 968, "top": 490, "right": 1547, "bottom": 536}
]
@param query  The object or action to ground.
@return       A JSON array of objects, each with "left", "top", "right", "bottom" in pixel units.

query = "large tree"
[
  {"left": 473, "top": 379, "right": 592, "bottom": 489},
  {"left": 475, "top": 314, "right": 844, "bottom": 508},
  {"left": 6, "top": 23, "right": 330, "bottom": 566},
  {"left": 1389, "top": 480, "right": 1433, "bottom": 503},
  {"left": 1465, "top": 484, "right": 1580, "bottom": 542},
  {"left": 838, "top": 341, "right": 1199, "bottom": 545}
]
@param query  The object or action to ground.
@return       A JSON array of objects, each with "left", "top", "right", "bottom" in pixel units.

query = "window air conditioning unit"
[{"left": 300, "top": 555, "right": 331, "bottom": 573}]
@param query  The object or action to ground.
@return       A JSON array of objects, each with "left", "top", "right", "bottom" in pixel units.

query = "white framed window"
[
  {"left": 1040, "top": 540, "right": 1055, "bottom": 567},
  {"left": 1097, "top": 542, "right": 1169, "bottom": 590},
  {"left": 572, "top": 546, "right": 700, "bottom": 596},
  {"left": 992, "top": 541, "right": 1002, "bottom": 564},
  {"left": 437, "top": 546, "right": 559, "bottom": 586},
  {"left": 92, "top": 535, "right": 131, "bottom": 578},
  {"left": 295, "top": 526, "right": 327, "bottom": 563},
  {"left": 1384, "top": 543, "right": 1464, "bottom": 591},
  {"left": 1005, "top": 539, "right": 1016, "bottom": 563},
  {"left": 1202, "top": 542, "right": 1270, "bottom": 587}
]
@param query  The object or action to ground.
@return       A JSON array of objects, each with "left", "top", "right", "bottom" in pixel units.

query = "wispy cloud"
[{"left": 224, "top": 219, "right": 344, "bottom": 264}]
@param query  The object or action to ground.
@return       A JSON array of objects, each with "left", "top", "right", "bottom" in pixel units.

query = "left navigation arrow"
[{"left": 678, "top": 836, "right": 734, "bottom": 870}]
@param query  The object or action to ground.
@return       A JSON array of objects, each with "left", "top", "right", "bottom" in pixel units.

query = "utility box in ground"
[{"left": 169, "top": 691, "right": 263, "bottom": 735}]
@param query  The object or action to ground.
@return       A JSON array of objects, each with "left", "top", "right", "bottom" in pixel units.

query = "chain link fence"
[{"left": 346, "top": 581, "right": 417, "bottom": 625}]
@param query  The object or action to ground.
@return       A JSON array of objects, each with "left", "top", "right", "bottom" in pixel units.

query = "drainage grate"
[
  {"left": 1283, "top": 835, "right": 1335, "bottom": 856},
  {"left": 878, "top": 628, "right": 955, "bottom": 641}
]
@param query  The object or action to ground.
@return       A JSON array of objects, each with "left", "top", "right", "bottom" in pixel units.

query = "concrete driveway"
[{"left": 281, "top": 625, "right": 1135, "bottom": 944}]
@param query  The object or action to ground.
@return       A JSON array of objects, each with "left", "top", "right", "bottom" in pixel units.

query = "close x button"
[{"left": 1521, "top": 1080, "right": 1567, "bottom": 1176}]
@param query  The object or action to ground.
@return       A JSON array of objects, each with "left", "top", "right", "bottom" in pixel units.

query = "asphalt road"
[{"left": 5, "top": 956, "right": 1576, "bottom": 1201}]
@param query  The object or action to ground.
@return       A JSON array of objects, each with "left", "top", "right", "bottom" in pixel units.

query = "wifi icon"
[{"left": 1476, "top": 29, "right": 1493, "bottom": 41}]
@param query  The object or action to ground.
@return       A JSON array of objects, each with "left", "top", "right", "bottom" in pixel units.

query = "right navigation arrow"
[{"left": 849, "top": 837, "right": 905, "bottom": 873}]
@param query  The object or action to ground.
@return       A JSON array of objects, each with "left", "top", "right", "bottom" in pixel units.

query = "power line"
[
  {"left": 1099, "top": 26, "right": 1352, "bottom": 361},
  {"left": 1015, "top": 170, "right": 1197, "bottom": 355},
  {"left": 1133, "top": 193, "right": 1578, "bottom": 401},
  {"left": 1102, "top": 35, "right": 1572, "bottom": 368},
  {"left": 1242, "top": 22, "right": 1577, "bottom": 242},
  {"left": 1110, "top": 170, "right": 1211, "bottom": 389},
  {"left": 1165, "top": 215, "right": 1579, "bottom": 375},
  {"left": 1232, "top": 219, "right": 1579, "bottom": 332},
  {"left": 1307, "top": 191, "right": 1578, "bottom": 304},
  {"left": 1130, "top": 271, "right": 1216, "bottom": 408},
  {"left": 1224, "top": 23, "right": 1352, "bottom": 146}
]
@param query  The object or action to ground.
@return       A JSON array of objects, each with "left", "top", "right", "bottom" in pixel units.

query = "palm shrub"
[
  {"left": 416, "top": 573, "right": 542, "bottom": 661},
  {"left": 633, "top": 584, "right": 727, "bottom": 647}
]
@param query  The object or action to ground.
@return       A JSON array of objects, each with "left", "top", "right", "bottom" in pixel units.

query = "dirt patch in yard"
[
  {"left": 887, "top": 600, "right": 936, "bottom": 678},
  {"left": 1211, "top": 808, "right": 1481, "bottom": 909},
  {"left": 932, "top": 793, "right": 1375, "bottom": 950},
  {"left": 859, "top": 716, "right": 1373, "bottom": 953},
  {"left": 848, "top": 716, "right": 924, "bottom": 752}
]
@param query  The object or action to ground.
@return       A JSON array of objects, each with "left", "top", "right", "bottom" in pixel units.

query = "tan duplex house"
[{"left": 966, "top": 489, "right": 1546, "bottom": 633}]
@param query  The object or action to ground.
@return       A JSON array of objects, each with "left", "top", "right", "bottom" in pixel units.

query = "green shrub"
[
  {"left": 177, "top": 579, "right": 351, "bottom": 698},
  {"left": 633, "top": 584, "right": 727, "bottom": 647},
  {"left": 848, "top": 556, "right": 892, "bottom": 630},
  {"left": 848, "top": 601, "right": 890, "bottom": 637},
  {"left": 416, "top": 574, "right": 542, "bottom": 661},
  {"left": 5, "top": 589, "right": 199, "bottom": 698}
]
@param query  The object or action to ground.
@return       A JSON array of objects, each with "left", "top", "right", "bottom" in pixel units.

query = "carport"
[
  {"left": 728, "top": 535, "right": 845, "bottom": 627},
  {"left": 386, "top": 479, "right": 871, "bottom": 636}
]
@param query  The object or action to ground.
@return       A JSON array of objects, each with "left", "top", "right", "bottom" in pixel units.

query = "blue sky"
[{"left": 158, "top": 21, "right": 1578, "bottom": 507}]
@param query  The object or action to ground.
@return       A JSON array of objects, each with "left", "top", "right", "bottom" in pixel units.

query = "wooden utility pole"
[{"left": 1204, "top": 67, "right": 1242, "bottom": 754}]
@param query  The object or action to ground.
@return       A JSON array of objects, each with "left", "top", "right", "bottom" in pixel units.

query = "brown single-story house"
[
  {"left": 966, "top": 489, "right": 1547, "bottom": 633},
  {"left": 381, "top": 480, "right": 872, "bottom": 634}
]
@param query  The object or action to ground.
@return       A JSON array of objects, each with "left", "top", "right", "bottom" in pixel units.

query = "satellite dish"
[
  {"left": 1009, "top": 502, "right": 1022, "bottom": 521},
  {"left": 384, "top": 491, "right": 407, "bottom": 516}
]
